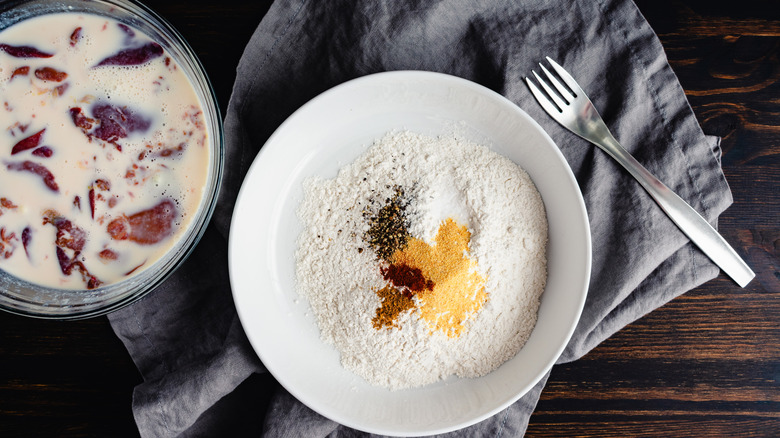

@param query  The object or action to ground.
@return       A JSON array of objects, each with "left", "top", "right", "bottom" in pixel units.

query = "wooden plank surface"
[{"left": 0, "top": 0, "right": 777, "bottom": 436}]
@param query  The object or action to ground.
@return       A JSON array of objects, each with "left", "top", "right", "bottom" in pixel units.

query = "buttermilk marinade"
[{"left": 0, "top": 13, "right": 210, "bottom": 289}]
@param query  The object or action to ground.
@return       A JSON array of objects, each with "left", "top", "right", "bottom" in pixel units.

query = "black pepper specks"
[{"left": 363, "top": 186, "right": 411, "bottom": 260}]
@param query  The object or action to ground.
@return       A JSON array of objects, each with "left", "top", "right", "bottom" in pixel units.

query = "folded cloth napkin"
[{"left": 108, "top": 0, "right": 733, "bottom": 436}]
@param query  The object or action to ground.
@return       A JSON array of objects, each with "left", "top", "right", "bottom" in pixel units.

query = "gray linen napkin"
[{"left": 108, "top": 0, "right": 733, "bottom": 436}]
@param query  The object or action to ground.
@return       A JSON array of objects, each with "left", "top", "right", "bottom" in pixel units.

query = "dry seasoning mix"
[{"left": 295, "top": 131, "right": 548, "bottom": 390}]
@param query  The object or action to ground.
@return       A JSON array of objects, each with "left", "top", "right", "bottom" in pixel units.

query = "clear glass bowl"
[{"left": 0, "top": 0, "right": 224, "bottom": 319}]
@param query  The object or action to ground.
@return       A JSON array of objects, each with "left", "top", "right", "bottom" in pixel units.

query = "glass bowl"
[{"left": 0, "top": 0, "right": 224, "bottom": 319}]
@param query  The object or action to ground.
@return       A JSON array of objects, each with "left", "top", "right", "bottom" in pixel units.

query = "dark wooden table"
[{"left": 1, "top": 1, "right": 777, "bottom": 436}]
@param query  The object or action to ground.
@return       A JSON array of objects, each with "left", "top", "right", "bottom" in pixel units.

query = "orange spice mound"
[
  {"left": 386, "top": 218, "right": 487, "bottom": 338},
  {"left": 372, "top": 285, "right": 416, "bottom": 330}
]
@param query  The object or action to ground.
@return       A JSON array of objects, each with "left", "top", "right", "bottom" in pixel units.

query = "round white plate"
[{"left": 229, "top": 71, "right": 591, "bottom": 436}]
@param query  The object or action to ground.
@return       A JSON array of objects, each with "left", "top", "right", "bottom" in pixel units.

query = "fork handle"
[{"left": 593, "top": 133, "right": 755, "bottom": 287}]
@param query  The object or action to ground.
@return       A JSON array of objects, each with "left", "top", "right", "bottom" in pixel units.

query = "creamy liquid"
[{"left": 0, "top": 13, "right": 210, "bottom": 289}]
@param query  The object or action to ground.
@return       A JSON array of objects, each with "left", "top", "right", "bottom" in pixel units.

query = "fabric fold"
[{"left": 109, "top": 0, "right": 732, "bottom": 436}]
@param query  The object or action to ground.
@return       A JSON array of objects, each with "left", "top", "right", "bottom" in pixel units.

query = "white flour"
[{"left": 295, "top": 131, "right": 547, "bottom": 390}]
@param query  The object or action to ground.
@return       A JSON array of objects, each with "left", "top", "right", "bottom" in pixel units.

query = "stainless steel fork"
[{"left": 526, "top": 57, "right": 754, "bottom": 287}]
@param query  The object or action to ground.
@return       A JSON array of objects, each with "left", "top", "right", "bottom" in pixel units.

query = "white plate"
[{"left": 229, "top": 71, "right": 591, "bottom": 436}]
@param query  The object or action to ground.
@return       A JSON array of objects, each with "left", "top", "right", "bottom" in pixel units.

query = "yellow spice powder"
[{"left": 390, "top": 218, "right": 487, "bottom": 337}]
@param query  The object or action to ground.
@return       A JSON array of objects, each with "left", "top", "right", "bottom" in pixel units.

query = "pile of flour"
[{"left": 295, "top": 130, "right": 548, "bottom": 390}]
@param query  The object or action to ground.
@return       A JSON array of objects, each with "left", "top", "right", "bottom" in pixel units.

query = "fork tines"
[{"left": 525, "top": 57, "right": 583, "bottom": 113}]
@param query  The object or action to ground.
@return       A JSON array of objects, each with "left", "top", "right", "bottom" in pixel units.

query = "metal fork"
[{"left": 526, "top": 57, "right": 754, "bottom": 287}]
